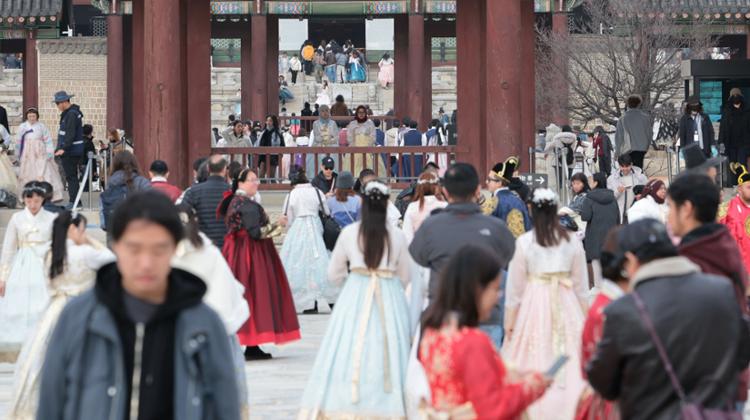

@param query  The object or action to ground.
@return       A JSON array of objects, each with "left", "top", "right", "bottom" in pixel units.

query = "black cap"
[
  {"left": 321, "top": 156, "right": 335, "bottom": 169},
  {"left": 617, "top": 219, "right": 676, "bottom": 261}
]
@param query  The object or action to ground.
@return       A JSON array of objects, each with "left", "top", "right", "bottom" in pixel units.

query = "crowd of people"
[{"left": 2, "top": 85, "right": 750, "bottom": 420}]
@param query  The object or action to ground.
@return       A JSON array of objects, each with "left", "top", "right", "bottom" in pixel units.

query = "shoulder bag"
[
  {"left": 314, "top": 188, "right": 341, "bottom": 250},
  {"left": 632, "top": 291, "right": 741, "bottom": 420}
]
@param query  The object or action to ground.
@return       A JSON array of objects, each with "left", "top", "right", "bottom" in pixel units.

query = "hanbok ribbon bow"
[
  {"left": 349, "top": 267, "right": 396, "bottom": 404},
  {"left": 530, "top": 272, "right": 573, "bottom": 367}
]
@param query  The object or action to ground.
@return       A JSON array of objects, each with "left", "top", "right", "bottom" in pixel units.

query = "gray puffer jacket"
[
  {"left": 37, "top": 266, "right": 240, "bottom": 420},
  {"left": 108, "top": 170, "right": 152, "bottom": 192}
]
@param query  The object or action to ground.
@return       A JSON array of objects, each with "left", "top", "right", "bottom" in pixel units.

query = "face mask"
[{"left": 691, "top": 111, "right": 698, "bottom": 116}]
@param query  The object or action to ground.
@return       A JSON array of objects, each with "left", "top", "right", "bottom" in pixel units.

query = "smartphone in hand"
[{"left": 545, "top": 355, "right": 570, "bottom": 379}]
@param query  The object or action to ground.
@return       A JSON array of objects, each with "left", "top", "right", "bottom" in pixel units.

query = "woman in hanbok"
[
  {"left": 575, "top": 228, "right": 624, "bottom": 420},
  {"left": 419, "top": 245, "right": 551, "bottom": 419},
  {"left": 377, "top": 53, "right": 394, "bottom": 89},
  {"left": 172, "top": 204, "right": 251, "bottom": 419},
  {"left": 219, "top": 168, "right": 300, "bottom": 360},
  {"left": 346, "top": 105, "right": 387, "bottom": 177},
  {"left": 348, "top": 51, "right": 366, "bottom": 83},
  {"left": 6, "top": 210, "right": 113, "bottom": 420},
  {"left": 16, "top": 108, "right": 64, "bottom": 203},
  {"left": 280, "top": 166, "right": 336, "bottom": 314},
  {"left": 503, "top": 188, "right": 589, "bottom": 420},
  {"left": 0, "top": 183, "right": 57, "bottom": 348},
  {"left": 402, "top": 172, "right": 447, "bottom": 333},
  {"left": 315, "top": 80, "right": 332, "bottom": 107},
  {"left": 298, "top": 181, "right": 412, "bottom": 419}
]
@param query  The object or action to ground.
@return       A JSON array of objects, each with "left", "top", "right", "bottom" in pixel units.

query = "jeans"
[{"left": 60, "top": 154, "right": 81, "bottom": 203}]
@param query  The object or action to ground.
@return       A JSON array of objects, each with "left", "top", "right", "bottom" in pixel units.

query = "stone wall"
[
  {"left": 0, "top": 69, "right": 23, "bottom": 134},
  {"left": 36, "top": 38, "right": 108, "bottom": 141}
]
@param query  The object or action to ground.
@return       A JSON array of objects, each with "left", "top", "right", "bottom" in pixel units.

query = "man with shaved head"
[{"left": 181, "top": 155, "right": 231, "bottom": 247}]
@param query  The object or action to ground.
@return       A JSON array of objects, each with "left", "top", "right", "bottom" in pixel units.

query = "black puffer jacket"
[
  {"left": 587, "top": 257, "right": 750, "bottom": 420},
  {"left": 579, "top": 188, "right": 620, "bottom": 261},
  {"left": 181, "top": 175, "right": 231, "bottom": 248},
  {"left": 719, "top": 98, "right": 750, "bottom": 150}
]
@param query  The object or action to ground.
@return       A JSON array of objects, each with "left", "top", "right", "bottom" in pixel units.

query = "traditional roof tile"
[{"left": 0, "top": 0, "right": 63, "bottom": 19}]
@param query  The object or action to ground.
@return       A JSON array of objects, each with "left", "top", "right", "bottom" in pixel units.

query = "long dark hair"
[
  {"left": 531, "top": 196, "right": 569, "bottom": 247},
  {"left": 421, "top": 246, "right": 501, "bottom": 330},
  {"left": 49, "top": 210, "right": 87, "bottom": 279},
  {"left": 176, "top": 203, "right": 203, "bottom": 249},
  {"left": 359, "top": 183, "right": 390, "bottom": 269},
  {"left": 110, "top": 151, "right": 141, "bottom": 188},
  {"left": 218, "top": 167, "right": 255, "bottom": 218}
]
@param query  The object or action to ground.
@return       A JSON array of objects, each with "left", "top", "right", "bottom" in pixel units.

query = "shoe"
[
  {"left": 302, "top": 307, "right": 318, "bottom": 315},
  {"left": 244, "top": 346, "right": 273, "bottom": 361}
]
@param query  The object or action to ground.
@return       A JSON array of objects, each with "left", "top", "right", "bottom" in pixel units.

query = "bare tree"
[{"left": 536, "top": 0, "right": 715, "bottom": 128}]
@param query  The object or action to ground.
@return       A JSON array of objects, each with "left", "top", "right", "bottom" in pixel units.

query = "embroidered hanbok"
[
  {"left": 280, "top": 184, "right": 338, "bottom": 313},
  {"left": 222, "top": 191, "right": 300, "bottom": 346},
  {"left": 420, "top": 326, "right": 547, "bottom": 419},
  {"left": 16, "top": 121, "right": 64, "bottom": 202},
  {"left": 575, "top": 280, "right": 623, "bottom": 420},
  {"left": 721, "top": 194, "right": 750, "bottom": 273},
  {"left": 6, "top": 239, "right": 113, "bottom": 420},
  {"left": 298, "top": 222, "right": 412, "bottom": 419},
  {"left": 491, "top": 188, "right": 532, "bottom": 239},
  {"left": 0, "top": 208, "right": 56, "bottom": 348},
  {"left": 346, "top": 119, "right": 387, "bottom": 177},
  {"left": 503, "top": 231, "right": 589, "bottom": 420}
]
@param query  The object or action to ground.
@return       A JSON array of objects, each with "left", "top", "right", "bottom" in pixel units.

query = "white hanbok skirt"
[{"left": 0, "top": 246, "right": 50, "bottom": 348}]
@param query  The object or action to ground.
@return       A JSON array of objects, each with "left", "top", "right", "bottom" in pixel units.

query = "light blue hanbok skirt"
[
  {"left": 280, "top": 216, "right": 337, "bottom": 313},
  {"left": 298, "top": 270, "right": 410, "bottom": 419},
  {"left": 348, "top": 62, "right": 366, "bottom": 82}
]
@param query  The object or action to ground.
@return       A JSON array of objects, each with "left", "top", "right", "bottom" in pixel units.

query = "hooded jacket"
[
  {"left": 579, "top": 188, "right": 620, "bottom": 261},
  {"left": 108, "top": 170, "right": 152, "bottom": 192},
  {"left": 587, "top": 256, "right": 750, "bottom": 419},
  {"left": 311, "top": 171, "right": 337, "bottom": 194},
  {"left": 37, "top": 263, "right": 240, "bottom": 420}
]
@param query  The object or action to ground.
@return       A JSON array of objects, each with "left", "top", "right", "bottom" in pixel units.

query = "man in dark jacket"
[
  {"left": 38, "top": 191, "right": 240, "bottom": 420},
  {"left": 669, "top": 173, "right": 749, "bottom": 312},
  {"left": 181, "top": 155, "right": 231, "bottom": 247},
  {"left": 53, "top": 90, "right": 84, "bottom": 207},
  {"left": 410, "top": 163, "right": 516, "bottom": 346},
  {"left": 720, "top": 93, "right": 750, "bottom": 185},
  {"left": 679, "top": 96, "right": 716, "bottom": 158},
  {"left": 0, "top": 104, "right": 8, "bottom": 133},
  {"left": 587, "top": 219, "right": 750, "bottom": 419},
  {"left": 311, "top": 156, "right": 338, "bottom": 195}
]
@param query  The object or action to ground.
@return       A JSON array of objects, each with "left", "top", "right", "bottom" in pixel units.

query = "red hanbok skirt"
[
  {"left": 222, "top": 230, "right": 301, "bottom": 346},
  {"left": 575, "top": 385, "right": 619, "bottom": 420}
]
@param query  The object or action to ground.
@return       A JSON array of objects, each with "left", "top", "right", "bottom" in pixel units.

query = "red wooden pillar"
[
  {"left": 249, "top": 15, "right": 268, "bottom": 122},
  {"left": 22, "top": 32, "right": 38, "bottom": 111},
  {"left": 106, "top": 14, "right": 124, "bottom": 130},
  {"left": 139, "top": 0, "right": 188, "bottom": 185},
  {"left": 131, "top": 0, "right": 145, "bottom": 162},
  {"left": 456, "top": 0, "right": 486, "bottom": 172},
  {"left": 551, "top": 4, "right": 569, "bottom": 125},
  {"left": 185, "top": 0, "right": 211, "bottom": 176},
  {"left": 423, "top": 31, "right": 433, "bottom": 128},
  {"left": 266, "top": 16, "right": 280, "bottom": 115},
  {"left": 393, "top": 15, "right": 409, "bottom": 119},
  {"left": 519, "top": 0, "right": 536, "bottom": 171},
  {"left": 241, "top": 30, "right": 252, "bottom": 121},
  {"left": 406, "top": 14, "right": 425, "bottom": 127}
]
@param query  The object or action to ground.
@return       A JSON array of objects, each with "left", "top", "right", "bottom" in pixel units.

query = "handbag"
[
  {"left": 632, "top": 292, "right": 741, "bottom": 420},
  {"left": 314, "top": 188, "right": 341, "bottom": 250}
]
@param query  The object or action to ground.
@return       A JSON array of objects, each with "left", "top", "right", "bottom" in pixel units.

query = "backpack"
[
  {"left": 100, "top": 183, "right": 129, "bottom": 231},
  {"left": 564, "top": 143, "right": 575, "bottom": 166},
  {"left": 302, "top": 45, "right": 315, "bottom": 61}
]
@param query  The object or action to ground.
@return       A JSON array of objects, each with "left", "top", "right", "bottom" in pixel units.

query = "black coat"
[
  {"left": 0, "top": 105, "right": 8, "bottom": 133},
  {"left": 679, "top": 112, "right": 715, "bottom": 157},
  {"left": 579, "top": 188, "right": 620, "bottom": 261},
  {"left": 719, "top": 101, "right": 750, "bottom": 150},
  {"left": 587, "top": 257, "right": 750, "bottom": 420}
]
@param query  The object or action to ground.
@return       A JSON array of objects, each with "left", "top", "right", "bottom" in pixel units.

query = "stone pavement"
[{"left": 0, "top": 314, "right": 330, "bottom": 420}]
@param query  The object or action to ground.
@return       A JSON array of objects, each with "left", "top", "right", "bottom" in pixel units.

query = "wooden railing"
[{"left": 211, "top": 146, "right": 456, "bottom": 190}]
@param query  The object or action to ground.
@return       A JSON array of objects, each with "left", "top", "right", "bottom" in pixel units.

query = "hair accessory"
[
  {"left": 531, "top": 188, "right": 558, "bottom": 207},
  {"left": 179, "top": 212, "right": 190, "bottom": 225},
  {"left": 731, "top": 162, "right": 750, "bottom": 186},
  {"left": 363, "top": 181, "right": 390, "bottom": 198},
  {"left": 23, "top": 185, "right": 47, "bottom": 195}
]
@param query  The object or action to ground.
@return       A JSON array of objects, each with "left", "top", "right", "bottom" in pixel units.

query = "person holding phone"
[{"left": 419, "top": 245, "right": 552, "bottom": 419}]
